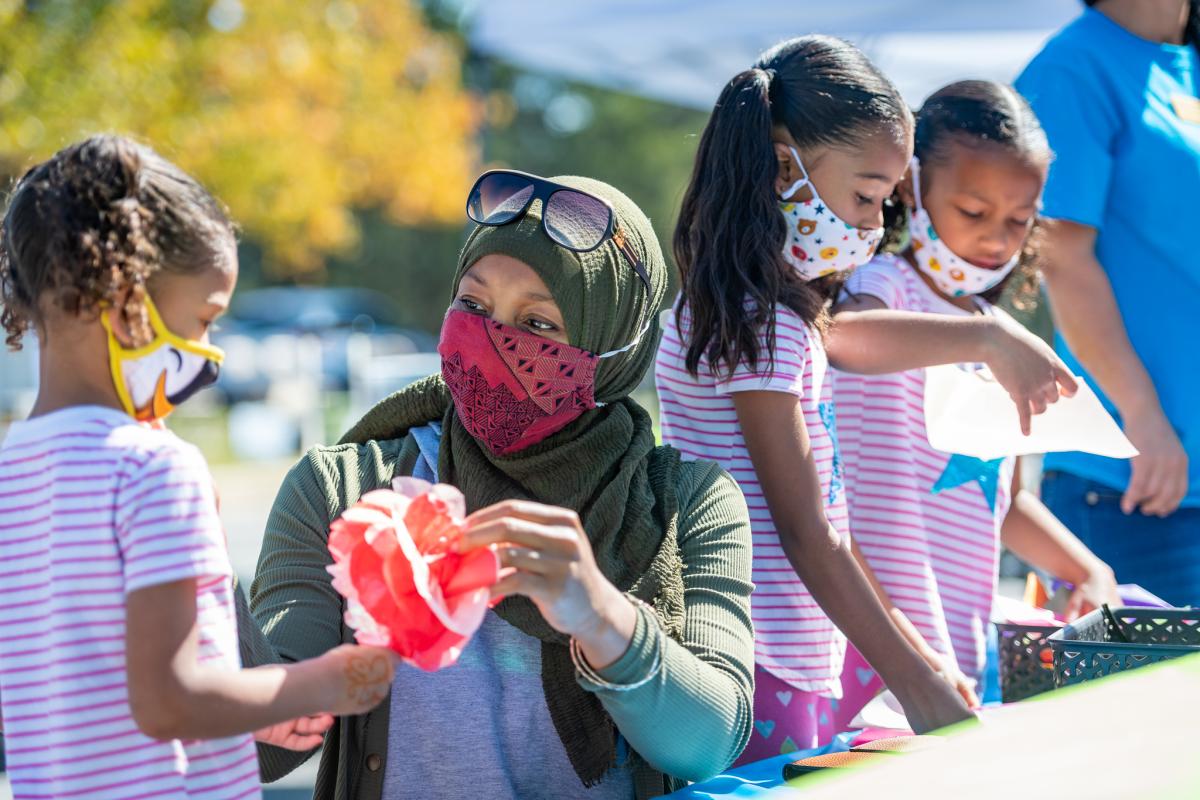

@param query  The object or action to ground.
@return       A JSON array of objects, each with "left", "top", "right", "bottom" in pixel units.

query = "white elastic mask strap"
[
  {"left": 597, "top": 317, "right": 654, "bottom": 360},
  {"left": 910, "top": 156, "right": 926, "bottom": 214},
  {"left": 781, "top": 146, "right": 811, "bottom": 201},
  {"left": 592, "top": 317, "right": 654, "bottom": 409}
]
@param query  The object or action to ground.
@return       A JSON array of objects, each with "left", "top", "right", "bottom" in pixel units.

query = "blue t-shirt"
[{"left": 1016, "top": 8, "right": 1200, "bottom": 505}]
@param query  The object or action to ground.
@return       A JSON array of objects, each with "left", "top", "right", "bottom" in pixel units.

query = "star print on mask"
[
  {"left": 777, "top": 146, "right": 883, "bottom": 280},
  {"left": 931, "top": 454, "right": 1006, "bottom": 511}
]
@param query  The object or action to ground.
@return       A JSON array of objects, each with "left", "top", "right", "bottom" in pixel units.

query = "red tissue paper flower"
[{"left": 327, "top": 477, "right": 499, "bottom": 671}]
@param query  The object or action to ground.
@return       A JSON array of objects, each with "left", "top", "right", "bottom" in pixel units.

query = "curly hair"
[
  {"left": 674, "top": 35, "right": 911, "bottom": 378},
  {"left": 1, "top": 134, "right": 234, "bottom": 350},
  {"left": 878, "top": 80, "right": 1051, "bottom": 308}
]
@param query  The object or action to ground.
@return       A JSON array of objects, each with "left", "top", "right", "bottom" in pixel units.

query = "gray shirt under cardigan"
[{"left": 382, "top": 423, "right": 634, "bottom": 798}]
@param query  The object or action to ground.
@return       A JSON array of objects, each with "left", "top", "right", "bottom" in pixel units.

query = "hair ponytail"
[
  {"left": 674, "top": 67, "right": 800, "bottom": 377},
  {"left": 674, "top": 35, "right": 910, "bottom": 377}
]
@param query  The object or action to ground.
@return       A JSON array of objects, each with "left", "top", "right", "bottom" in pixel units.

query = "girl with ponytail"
[{"left": 656, "top": 36, "right": 1076, "bottom": 757}]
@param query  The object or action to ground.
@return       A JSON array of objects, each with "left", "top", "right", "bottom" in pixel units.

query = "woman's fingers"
[
  {"left": 292, "top": 714, "right": 334, "bottom": 734},
  {"left": 495, "top": 544, "right": 570, "bottom": 576},
  {"left": 460, "top": 517, "right": 578, "bottom": 556},
  {"left": 490, "top": 570, "right": 548, "bottom": 602},
  {"left": 1121, "top": 462, "right": 1154, "bottom": 515},
  {"left": 466, "top": 499, "right": 581, "bottom": 529},
  {"left": 1137, "top": 465, "right": 1186, "bottom": 517}
]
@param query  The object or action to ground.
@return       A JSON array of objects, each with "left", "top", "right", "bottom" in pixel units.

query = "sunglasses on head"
[{"left": 465, "top": 169, "right": 650, "bottom": 289}]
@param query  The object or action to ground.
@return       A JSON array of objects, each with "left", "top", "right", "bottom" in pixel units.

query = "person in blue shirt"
[{"left": 1016, "top": 0, "right": 1200, "bottom": 606}]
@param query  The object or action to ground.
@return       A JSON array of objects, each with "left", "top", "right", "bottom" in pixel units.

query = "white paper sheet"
[
  {"left": 850, "top": 690, "right": 909, "bottom": 731},
  {"left": 923, "top": 364, "right": 1138, "bottom": 461}
]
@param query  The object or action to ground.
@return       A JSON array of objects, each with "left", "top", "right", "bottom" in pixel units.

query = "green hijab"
[{"left": 341, "top": 176, "right": 686, "bottom": 796}]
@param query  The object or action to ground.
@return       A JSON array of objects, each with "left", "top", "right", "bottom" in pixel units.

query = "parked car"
[{"left": 211, "top": 286, "right": 435, "bottom": 403}]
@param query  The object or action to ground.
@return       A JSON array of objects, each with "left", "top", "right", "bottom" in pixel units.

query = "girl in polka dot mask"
[
  {"left": 831, "top": 81, "right": 1117, "bottom": 730},
  {"left": 893, "top": 81, "right": 1049, "bottom": 306},
  {"left": 664, "top": 48, "right": 1082, "bottom": 760}
]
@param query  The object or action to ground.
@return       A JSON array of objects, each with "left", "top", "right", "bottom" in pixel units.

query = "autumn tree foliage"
[{"left": 0, "top": 0, "right": 480, "bottom": 272}]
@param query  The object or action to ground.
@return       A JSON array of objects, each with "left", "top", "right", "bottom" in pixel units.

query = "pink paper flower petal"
[{"left": 327, "top": 481, "right": 496, "bottom": 671}]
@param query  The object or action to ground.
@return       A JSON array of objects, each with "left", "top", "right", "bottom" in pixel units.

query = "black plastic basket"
[
  {"left": 995, "top": 621, "right": 1060, "bottom": 702},
  {"left": 1048, "top": 607, "right": 1200, "bottom": 688}
]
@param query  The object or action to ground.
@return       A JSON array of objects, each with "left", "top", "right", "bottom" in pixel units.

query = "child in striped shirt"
[
  {"left": 659, "top": 41, "right": 1085, "bottom": 759},
  {"left": 0, "top": 136, "right": 395, "bottom": 800},
  {"left": 832, "top": 81, "right": 1119, "bottom": 698}
]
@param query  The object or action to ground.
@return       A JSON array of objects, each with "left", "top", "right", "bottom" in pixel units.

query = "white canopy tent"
[{"left": 465, "top": 0, "right": 1083, "bottom": 108}]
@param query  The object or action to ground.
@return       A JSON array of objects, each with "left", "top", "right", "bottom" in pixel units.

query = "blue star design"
[
  {"left": 814, "top": 203, "right": 825, "bottom": 215},
  {"left": 818, "top": 401, "right": 844, "bottom": 506},
  {"left": 931, "top": 454, "right": 1005, "bottom": 511}
]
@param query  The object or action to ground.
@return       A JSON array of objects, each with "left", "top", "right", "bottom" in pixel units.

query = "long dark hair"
[
  {"left": 878, "top": 80, "right": 1051, "bottom": 306},
  {"left": 1, "top": 134, "right": 234, "bottom": 350},
  {"left": 673, "top": 35, "right": 910, "bottom": 377}
]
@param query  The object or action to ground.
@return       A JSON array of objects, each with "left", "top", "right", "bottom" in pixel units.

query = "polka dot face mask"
[
  {"left": 908, "top": 157, "right": 1020, "bottom": 297},
  {"left": 778, "top": 146, "right": 883, "bottom": 281}
]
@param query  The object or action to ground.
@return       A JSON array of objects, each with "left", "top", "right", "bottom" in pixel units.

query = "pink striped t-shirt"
[
  {"left": 0, "top": 406, "right": 261, "bottom": 800},
  {"left": 834, "top": 254, "right": 1014, "bottom": 680},
  {"left": 655, "top": 300, "right": 848, "bottom": 696}
]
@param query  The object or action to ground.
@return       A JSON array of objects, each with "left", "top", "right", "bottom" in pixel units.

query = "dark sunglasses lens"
[
  {"left": 468, "top": 173, "right": 535, "bottom": 225},
  {"left": 543, "top": 190, "right": 610, "bottom": 251}
]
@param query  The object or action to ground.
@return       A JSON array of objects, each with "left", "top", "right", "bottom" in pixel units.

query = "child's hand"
[
  {"left": 983, "top": 314, "right": 1078, "bottom": 435},
  {"left": 892, "top": 668, "right": 977, "bottom": 733},
  {"left": 255, "top": 713, "right": 334, "bottom": 751},
  {"left": 1064, "top": 563, "right": 1121, "bottom": 621},
  {"left": 315, "top": 645, "right": 398, "bottom": 716},
  {"left": 928, "top": 654, "right": 981, "bottom": 709}
]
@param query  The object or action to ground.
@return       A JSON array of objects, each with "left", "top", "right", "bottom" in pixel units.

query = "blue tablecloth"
[
  {"left": 660, "top": 732, "right": 857, "bottom": 799},
  {"left": 666, "top": 625, "right": 1005, "bottom": 798}
]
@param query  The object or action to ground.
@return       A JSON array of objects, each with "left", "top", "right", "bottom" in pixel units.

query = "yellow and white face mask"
[{"left": 99, "top": 296, "right": 225, "bottom": 422}]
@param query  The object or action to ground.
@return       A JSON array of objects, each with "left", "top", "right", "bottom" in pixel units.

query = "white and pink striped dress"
[
  {"left": 0, "top": 406, "right": 261, "bottom": 800},
  {"left": 834, "top": 254, "right": 1014, "bottom": 680},
  {"left": 655, "top": 300, "right": 848, "bottom": 696}
]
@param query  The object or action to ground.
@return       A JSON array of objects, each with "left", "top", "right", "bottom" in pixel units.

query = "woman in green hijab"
[{"left": 238, "top": 172, "right": 755, "bottom": 799}]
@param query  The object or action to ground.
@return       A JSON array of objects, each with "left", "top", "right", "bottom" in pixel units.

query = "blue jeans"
[{"left": 1041, "top": 470, "right": 1200, "bottom": 608}]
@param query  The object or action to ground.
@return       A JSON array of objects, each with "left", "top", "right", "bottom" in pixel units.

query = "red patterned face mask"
[{"left": 438, "top": 309, "right": 645, "bottom": 456}]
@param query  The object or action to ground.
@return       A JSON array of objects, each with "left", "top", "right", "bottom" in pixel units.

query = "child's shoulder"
[
  {"left": 109, "top": 420, "right": 210, "bottom": 479},
  {"left": 854, "top": 252, "right": 912, "bottom": 283},
  {"left": 768, "top": 302, "right": 817, "bottom": 348},
  {"left": 844, "top": 253, "right": 918, "bottom": 309}
]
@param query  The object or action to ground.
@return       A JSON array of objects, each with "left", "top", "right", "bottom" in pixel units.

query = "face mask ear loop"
[
  {"left": 910, "top": 156, "right": 926, "bottom": 214},
  {"left": 781, "top": 146, "right": 812, "bottom": 201},
  {"left": 592, "top": 316, "right": 656, "bottom": 408}
]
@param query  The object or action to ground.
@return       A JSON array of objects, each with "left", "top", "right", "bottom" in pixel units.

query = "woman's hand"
[
  {"left": 460, "top": 500, "right": 637, "bottom": 670},
  {"left": 982, "top": 314, "right": 1078, "bottom": 435},
  {"left": 254, "top": 713, "right": 334, "bottom": 751},
  {"left": 1121, "top": 408, "right": 1189, "bottom": 516}
]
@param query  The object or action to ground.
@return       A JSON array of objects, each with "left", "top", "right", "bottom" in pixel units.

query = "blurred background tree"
[
  {"left": 0, "top": 0, "right": 480, "bottom": 273},
  {"left": 0, "top": 0, "right": 712, "bottom": 335}
]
